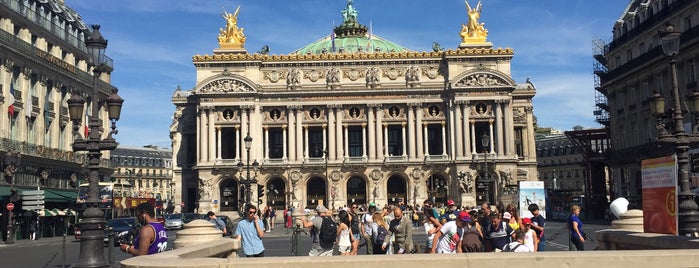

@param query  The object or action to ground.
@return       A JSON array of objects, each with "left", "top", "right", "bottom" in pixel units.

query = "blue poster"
[{"left": 518, "top": 181, "right": 546, "bottom": 218}]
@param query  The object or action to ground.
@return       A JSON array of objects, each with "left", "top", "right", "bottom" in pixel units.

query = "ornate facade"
[
  {"left": 0, "top": 0, "right": 116, "bottom": 240},
  {"left": 110, "top": 145, "right": 173, "bottom": 216},
  {"left": 171, "top": 1, "right": 538, "bottom": 215},
  {"left": 597, "top": 0, "right": 699, "bottom": 206}
]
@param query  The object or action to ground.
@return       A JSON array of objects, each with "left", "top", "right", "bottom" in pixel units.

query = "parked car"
[
  {"left": 164, "top": 213, "right": 183, "bottom": 230},
  {"left": 182, "top": 213, "right": 205, "bottom": 224},
  {"left": 105, "top": 217, "right": 139, "bottom": 246}
]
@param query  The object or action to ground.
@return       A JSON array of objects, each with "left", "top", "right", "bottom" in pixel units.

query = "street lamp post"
[
  {"left": 240, "top": 134, "right": 259, "bottom": 207},
  {"left": 480, "top": 132, "right": 491, "bottom": 204},
  {"left": 650, "top": 23, "right": 699, "bottom": 237},
  {"left": 69, "top": 25, "right": 124, "bottom": 267},
  {"left": 4, "top": 149, "right": 21, "bottom": 244}
]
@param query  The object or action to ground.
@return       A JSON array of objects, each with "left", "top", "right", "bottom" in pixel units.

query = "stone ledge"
[
  {"left": 596, "top": 229, "right": 699, "bottom": 250},
  {"left": 121, "top": 248, "right": 699, "bottom": 268},
  {"left": 121, "top": 239, "right": 237, "bottom": 268}
]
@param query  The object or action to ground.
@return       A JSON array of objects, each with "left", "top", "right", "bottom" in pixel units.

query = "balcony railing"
[
  {"left": 263, "top": 158, "right": 287, "bottom": 165},
  {"left": 0, "top": 137, "right": 78, "bottom": 163},
  {"left": 425, "top": 155, "right": 449, "bottom": 162},
  {"left": 343, "top": 156, "right": 367, "bottom": 163},
  {"left": 384, "top": 155, "right": 407, "bottom": 162}
]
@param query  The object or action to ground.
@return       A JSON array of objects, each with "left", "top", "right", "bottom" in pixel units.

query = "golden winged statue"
[
  {"left": 218, "top": 6, "right": 246, "bottom": 48},
  {"left": 460, "top": 0, "right": 488, "bottom": 44}
]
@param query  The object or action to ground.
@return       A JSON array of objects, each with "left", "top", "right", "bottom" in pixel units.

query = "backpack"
[
  {"left": 318, "top": 216, "right": 338, "bottom": 249},
  {"left": 503, "top": 243, "right": 522, "bottom": 252},
  {"left": 373, "top": 224, "right": 389, "bottom": 247}
]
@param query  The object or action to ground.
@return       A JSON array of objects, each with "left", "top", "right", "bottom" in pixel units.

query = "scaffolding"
[{"left": 593, "top": 37, "right": 610, "bottom": 127}]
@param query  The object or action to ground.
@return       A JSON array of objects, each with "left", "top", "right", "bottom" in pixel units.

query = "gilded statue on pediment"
[
  {"left": 218, "top": 6, "right": 246, "bottom": 49},
  {"left": 460, "top": 1, "right": 488, "bottom": 44}
]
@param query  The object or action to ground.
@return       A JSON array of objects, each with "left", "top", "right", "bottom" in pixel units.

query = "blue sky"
[{"left": 64, "top": 0, "right": 630, "bottom": 149}]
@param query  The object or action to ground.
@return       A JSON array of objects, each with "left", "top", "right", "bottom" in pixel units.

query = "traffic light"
[{"left": 257, "top": 185, "right": 265, "bottom": 204}]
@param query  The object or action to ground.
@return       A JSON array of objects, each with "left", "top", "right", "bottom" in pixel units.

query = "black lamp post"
[
  {"left": 4, "top": 149, "right": 21, "bottom": 244},
  {"left": 650, "top": 23, "right": 699, "bottom": 237},
  {"left": 241, "top": 134, "right": 259, "bottom": 205},
  {"left": 480, "top": 132, "right": 491, "bottom": 203},
  {"left": 70, "top": 25, "right": 123, "bottom": 267}
]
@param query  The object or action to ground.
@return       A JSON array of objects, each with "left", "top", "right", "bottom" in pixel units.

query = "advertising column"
[{"left": 641, "top": 156, "right": 678, "bottom": 235}]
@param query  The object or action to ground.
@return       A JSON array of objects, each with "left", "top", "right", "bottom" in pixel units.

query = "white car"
[{"left": 164, "top": 214, "right": 183, "bottom": 230}]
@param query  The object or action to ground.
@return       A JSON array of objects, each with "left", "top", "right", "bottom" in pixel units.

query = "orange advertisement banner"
[{"left": 641, "top": 156, "right": 678, "bottom": 235}]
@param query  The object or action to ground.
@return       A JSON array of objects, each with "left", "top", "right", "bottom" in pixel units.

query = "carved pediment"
[
  {"left": 453, "top": 72, "right": 513, "bottom": 88},
  {"left": 198, "top": 78, "right": 254, "bottom": 93}
]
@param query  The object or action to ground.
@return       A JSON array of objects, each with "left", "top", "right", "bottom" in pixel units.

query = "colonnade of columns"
[{"left": 195, "top": 99, "right": 526, "bottom": 164}]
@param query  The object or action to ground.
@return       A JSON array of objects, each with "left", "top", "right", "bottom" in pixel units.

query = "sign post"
[{"left": 6, "top": 203, "right": 14, "bottom": 211}]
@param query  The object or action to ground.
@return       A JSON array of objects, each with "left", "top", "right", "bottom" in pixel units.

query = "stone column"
[
  {"left": 328, "top": 106, "right": 336, "bottom": 160},
  {"left": 505, "top": 100, "right": 515, "bottom": 157},
  {"left": 423, "top": 123, "right": 429, "bottom": 157},
  {"left": 383, "top": 123, "right": 388, "bottom": 157},
  {"left": 463, "top": 102, "right": 471, "bottom": 156},
  {"left": 441, "top": 122, "right": 447, "bottom": 156},
  {"left": 208, "top": 108, "right": 215, "bottom": 163},
  {"left": 368, "top": 106, "right": 376, "bottom": 160},
  {"left": 376, "top": 106, "right": 384, "bottom": 160},
  {"left": 361, "top": 124, "right": 367, "bottom": 158},
  {"left": 336, "top": 106, "right": 344, "bottom": 159},
  {"left": 235, "top": 126, "right": 240, "bottom": 159},
  {"left": 344, "top": 124, "right": 350, "bottom": 159},
  {"left": 448, "top": 101, "right": 456, "bottom": 158},
  {"left": 455, "top": 102, "right": 464, "bottom": 159},
  {"left": 401, "top": 122, "right": 407, "bottom": 156},
  {"left": 196, "top": 108, "right": 202, "bottom": 163},
  {"left": 216, "top": 127, "right": 221, "bottom": 160},
  {"left": 296, "top": 108, "right": 304, "bottom": 161},
  {"left": 416, "top": 106, "right": 424, "bottom": 159},
  {"left": 241, "top": 107, "right": 249, "bottom": 162},
  {"left": 304, "top": 125, "right": 309, "bottom": 159},
  {"left": 495, "top": 101, "right": 504, "bottom": 157},
  {"left": 287, "top": 106, "right": 296, "bottom": 161},
  {"left": 282, "top": 126, "right": 288, "bottom": 160},
  {"left": 489, "top": 119, "right": 495, "bottom": 154},
  {"left": 264, "top": 126, "right": 269, "bottom": 160},
  {"left": 470, "top": 120, "right": 476, "bottom": 155},
  {"left": 407, "top": 104, "right": 417, "bottom": 160},
  {"left": 525, "top": 107, "right": 536, "bottom": 161}
]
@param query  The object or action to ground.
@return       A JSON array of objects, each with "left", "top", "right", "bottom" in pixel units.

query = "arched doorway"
[
  {"left": 427, "top": 174, "right": 448, "bottom": 205},
  {"left": 219, "top": 178, "right": 239, "bottom": 211},
  {"left": 386, "top": 175, "right": 407, "bottom": 206},
  {"left": 346, "top": 176, "right": 366, "bottom": 206},
  {"left": 306, "top": 177, "right": 326, "bottom": 209},
  {"left": 266, "top": 177, "right": 286, "bottom": 209}
]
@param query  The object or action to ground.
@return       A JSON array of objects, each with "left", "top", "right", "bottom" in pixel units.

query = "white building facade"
[{"left": 171, "top": 1, "right": 538, "bottom": 215}]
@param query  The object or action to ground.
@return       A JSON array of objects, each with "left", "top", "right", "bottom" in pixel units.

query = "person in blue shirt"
[
  {"left": 568, "top": 205, "right": 585, "bottom": 251},
  {"left": 528, "top": 204, "right": 546, "bottom": 251},
  {"left": 235, "top": 204, "right": 266, "bottom": 257}
]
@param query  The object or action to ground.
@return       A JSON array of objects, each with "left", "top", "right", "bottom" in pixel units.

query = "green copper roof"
[
  {"left": 293, "top": 33, "right": 410, "bottom": 55},
  {"left": 292, "top": 0, "right": 410, "bottom": 55}
]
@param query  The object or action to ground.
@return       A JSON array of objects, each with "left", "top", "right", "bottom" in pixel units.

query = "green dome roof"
[
  {"left": 292, "top": 0, "right": 411, "bottom": 55},
  {"left": 293, "top": 33, "right": 410, "bottom": 55}
]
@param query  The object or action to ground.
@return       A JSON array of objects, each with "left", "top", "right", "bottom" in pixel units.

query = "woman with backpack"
[
  {"left": 337, "top": 210, "right": 354, "bottom": 256},
  {"left": 371, "top": 211, "right": 389, "bottom": 254}
]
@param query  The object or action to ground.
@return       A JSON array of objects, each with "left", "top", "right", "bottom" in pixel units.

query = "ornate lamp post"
[
  {"left": 480, "top": 132, "right": 492, "bottom": 204},
  {"left": 240, "top": 134, "right": 259, "bottom": 205},
  {"left": 4, "top": 149, "right": 21, "bottom": 244},
  {"left": 650, "top": 23, "right": 699, "bottom": 237},
  {"left": 70, "top": 25, "right": 123, "bottom": 267}
]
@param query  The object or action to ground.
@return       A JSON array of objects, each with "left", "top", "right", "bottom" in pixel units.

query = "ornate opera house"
[{"left": 170, "top": 1, "right": 538, "bottom": 215}]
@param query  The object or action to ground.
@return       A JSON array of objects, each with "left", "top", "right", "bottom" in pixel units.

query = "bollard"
[
  {"left": 108, "top": 227, "right": 114, "bottom": 264},
  {"left": 62, "top": 234, "right": 66, "bottom": 268},
  {"left": 293, "top": 223, "right": 302, "bottom": 256}
]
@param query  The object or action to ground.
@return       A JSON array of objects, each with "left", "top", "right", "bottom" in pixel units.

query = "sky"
[{"left": 63, "top": 0, "right": 631, "bottom": 149}]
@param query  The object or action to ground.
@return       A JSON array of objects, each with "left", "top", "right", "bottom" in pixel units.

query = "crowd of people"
[{"left": 120, "top": 198, "right": 586, "bottom": 257}]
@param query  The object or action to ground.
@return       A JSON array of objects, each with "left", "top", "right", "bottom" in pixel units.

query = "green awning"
[{"left": 0, "top": 186, "right": 77, "bottom": 203}]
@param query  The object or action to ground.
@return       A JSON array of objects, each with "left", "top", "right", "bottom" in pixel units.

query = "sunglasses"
[
  {"left": 352, "top": 206, "right": 357, "bottom": 209},
  {"left": 248, "top": 211, "right": 256, "bottom": 214}
]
